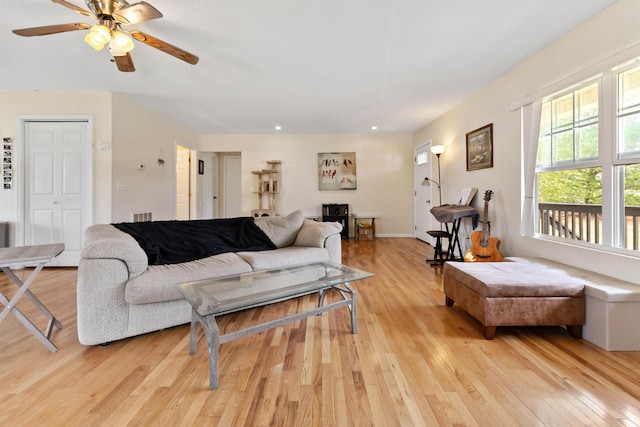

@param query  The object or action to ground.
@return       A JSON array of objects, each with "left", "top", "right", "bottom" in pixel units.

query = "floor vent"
[{"left": 132, "top": 212, "right": 152, "bottom": 222}]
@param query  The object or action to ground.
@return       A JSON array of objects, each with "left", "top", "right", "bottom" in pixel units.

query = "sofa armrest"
[
  {"left": 80, "top": 224, "right": 148, "bottom": 278},
  {"left": 76, "top": 257, "right": 130, "bottom": 345},
  {"left": 293, "top": 219, "right": 342, "bottom": 248}
]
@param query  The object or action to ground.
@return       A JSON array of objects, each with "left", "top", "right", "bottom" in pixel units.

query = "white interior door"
[
  {"left": 223, "top": 155, "right": 241, "bottom": 218},
  {"left": 176, "top": 146, "right": 191, "bottom": 220},
  {"left": 202, "top": 152, "right": 218, "bottom": 219},
  {"left": 414, "top": 142, "right": 434, "bottom": 243},
  {"left": 24, "top": 120, "right": 91, "bottom": 266}
]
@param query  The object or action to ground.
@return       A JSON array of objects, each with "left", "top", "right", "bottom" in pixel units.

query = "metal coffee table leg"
[{"left": 190, "top": 311, "right": 221, "bottom": 390}]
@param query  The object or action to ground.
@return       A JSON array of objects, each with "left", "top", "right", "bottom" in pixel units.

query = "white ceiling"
[{"left": 1, "top": 0, "right": 617, "bottom": 135}]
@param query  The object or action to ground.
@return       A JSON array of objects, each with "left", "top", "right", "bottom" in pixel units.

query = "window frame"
[
  {"left": 536, "top": 78, "right": 601, "bottom": 172},
  {"left": 530, "top": 59, "right": 640, "bottom": 256}
]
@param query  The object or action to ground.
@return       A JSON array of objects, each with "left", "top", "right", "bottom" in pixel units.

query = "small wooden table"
[
  {"left": 354, "top": 217, "right": 376, "bottom": 240},
  {"left": 0, "top": 243, "right": 65, "bottom": 352}
]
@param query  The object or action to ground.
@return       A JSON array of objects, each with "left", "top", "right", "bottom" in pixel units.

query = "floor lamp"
[
  {"left": 421, "top": 144, "right": 447, "bottom": 264},
  {"left": 421, "top": 144, "right": 446, "bottom": 206}
]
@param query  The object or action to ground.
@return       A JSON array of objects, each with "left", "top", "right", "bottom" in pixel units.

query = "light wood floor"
[{"left": 1, "top": 238, "right": 640, "bottom": 426}]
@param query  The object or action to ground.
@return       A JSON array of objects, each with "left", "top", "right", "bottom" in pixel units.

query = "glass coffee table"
[{"left": 176, "top": 261, "right": 374, "bottom": 390}]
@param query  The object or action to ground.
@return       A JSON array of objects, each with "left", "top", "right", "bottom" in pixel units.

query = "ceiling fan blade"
[
  {"left": 114, "top": 53, "right": 136, "bottom": 72},
  {"left": 113, "top": 2, "right": 163, "bottom": 25},
  {"left": 130, "top": 31, "right": 199, "bottom": 65},
  {"left": 51, "top": 0, "right": 96, "bottom": 19},
  {"left": 12, "top": 23, "right": 90, "bottom": 37}
]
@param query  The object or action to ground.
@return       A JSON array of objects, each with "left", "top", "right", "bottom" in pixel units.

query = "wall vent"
[{"left": 132, "top": 212, "right": 152, "bottom": 222}]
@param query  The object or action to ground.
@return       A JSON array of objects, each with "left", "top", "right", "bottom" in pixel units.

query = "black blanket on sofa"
[{"left": 113, "top": 217, "right": 276, "bottom": 265}]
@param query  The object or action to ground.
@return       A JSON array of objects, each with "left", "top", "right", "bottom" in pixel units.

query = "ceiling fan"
[{"left": 12, "top": 0, "right": 199, "bottom": 72}]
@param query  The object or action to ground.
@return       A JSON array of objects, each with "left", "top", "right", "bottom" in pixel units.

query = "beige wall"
[
  {"left": 0, "top": 91, "right": 113, "bottom": 245},
  {"left": 110, "top": 95, "right": 197, "bottom": 223},
  {"left": 197, "top": 134, "right": 414, "bottom": 237},
  {"left": 0, "top": 92, "right": 411, "bottom": 240},
  {"left": 0, "top": 91, "right": 198, "bottom": 244},
  {"left": 414, "top": 0, "right": 640, "bottom": 283}
]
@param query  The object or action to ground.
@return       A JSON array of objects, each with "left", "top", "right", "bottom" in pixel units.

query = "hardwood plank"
[{"left": 1, "top": 239, "right": 640, "bottom": 425}]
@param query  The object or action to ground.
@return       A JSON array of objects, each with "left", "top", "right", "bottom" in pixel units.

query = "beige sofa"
[{"left": 76, "top": 211, "right": 342, "bottom": 345}]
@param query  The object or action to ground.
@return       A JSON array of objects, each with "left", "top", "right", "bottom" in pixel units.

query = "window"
[
  {"left": 537, "top": 81, "right": 599, "bottom": 167},
  {"left": 618, "top": 65, "right": 640, "bottom": 158},
  {"left": 416, "top": 150, "right": 428, "bottom": 165},
  {"left": 536, "top": 80, "right": 603, "bottom": 245},
  {"left": 615, "top": 63, "right": 640, "bottom": 250},
  {"left": 533, "top": 61, "right": 640, "bottom": 253}
]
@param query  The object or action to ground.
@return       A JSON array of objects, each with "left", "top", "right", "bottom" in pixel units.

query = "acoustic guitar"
[{"left": 464, "top": 190, "right": 503, "bottom": 262}]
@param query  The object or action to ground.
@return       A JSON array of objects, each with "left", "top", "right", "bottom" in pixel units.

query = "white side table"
[{"left": 0, "top": 243, "right": 65, "bottom": 352}]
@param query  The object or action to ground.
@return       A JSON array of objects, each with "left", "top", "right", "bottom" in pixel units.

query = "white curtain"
[{"left": 520, "top": 100, "right": 542, "bottom": 237}]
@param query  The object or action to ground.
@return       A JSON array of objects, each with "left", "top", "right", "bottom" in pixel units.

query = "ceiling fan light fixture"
[
  {"left": 13, "top": 0, "right": 199, "bottom": 72},
  {"left": 108, "top": 41, "right": 125, "bottom": 56},
  {"left": 111, "top": 30, "right": 135, "bottom": 53},
  {"left": 84, "top": 24, "right": 110, "bottom": 50},
  {"left": 84, "top": 32, "right": 105, "bottom": 51}
]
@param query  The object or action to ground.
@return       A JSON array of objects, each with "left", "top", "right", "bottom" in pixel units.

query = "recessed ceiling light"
[
  {"left": 274, "top": 125, "right": 282, "bottom": 131},
  {"left": 371, "top": 126, "right": 378, "bottom": 130}
]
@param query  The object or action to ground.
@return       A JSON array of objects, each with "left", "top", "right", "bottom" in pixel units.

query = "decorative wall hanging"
[
  {"left": 466, "top": 123, "right": 494, "bottom": 171},
  {"left": 318, "top": 152, "right": 357, "bottom": 191},
  {"left": 3, "top": 137, "right": 12, "bottom": 190}
]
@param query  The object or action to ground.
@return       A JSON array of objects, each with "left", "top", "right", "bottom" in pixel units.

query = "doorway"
[
  {"left": 222, "top": 154, "right": 241, "bottom": 218},
  {"left": 176, "top": 145, "right": 192, "bottom": 220},
  {"left": 18, "top": 118, "right": 93, "bottom": 266},
  {"left": 183, "top": 151, "right": 240, "bottom": 220},
  {"left": 414, "top": 141, "right": 434, "bottom": 244}
]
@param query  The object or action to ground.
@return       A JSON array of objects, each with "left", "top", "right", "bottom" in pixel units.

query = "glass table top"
[{"left": 176, "top": 261, "right": 374, "bottom": 317}]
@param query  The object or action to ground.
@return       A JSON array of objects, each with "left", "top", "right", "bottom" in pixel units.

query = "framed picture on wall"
[
  {"left": 198, "top": 159, "right": 204, "bottom": 174},
  {"left": 466, "top": 123, "right": 493, "bottom": 171},
  {"left": 318, "top": 152, "right": 357, "bottom": 191}
]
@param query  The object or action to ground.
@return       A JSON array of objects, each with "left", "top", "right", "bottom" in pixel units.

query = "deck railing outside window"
[{"left": 538, "top": 202, "right": 640, "bottom": 250}]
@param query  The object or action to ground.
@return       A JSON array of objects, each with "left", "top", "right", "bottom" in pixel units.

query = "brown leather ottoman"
[{"left": 443, "top": 261, "right": 586, "bottom": 339}]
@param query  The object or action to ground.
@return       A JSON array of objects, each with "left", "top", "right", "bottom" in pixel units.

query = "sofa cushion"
[
  {"left": 254, "top": 210, "right": 304, "bottom": 247},
  {"left": 125, "top": 252, "right": 252, "bottom": 305},
  {"left": 294, "top": 219, "right": 342, "bottom": 247},
  {"left": 81, "top": 224, "right": 148, "bottom": 278},
  {"left": 237, "top": 246, "right": 330, "bottom": 270}
]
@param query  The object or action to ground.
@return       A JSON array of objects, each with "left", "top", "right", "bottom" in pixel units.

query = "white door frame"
[
  {"left": 15, "top": 115, "right": 94, "bottom": 246},
  {"left": 175, "top": 142, "right": 197, "bottom": 220}
]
